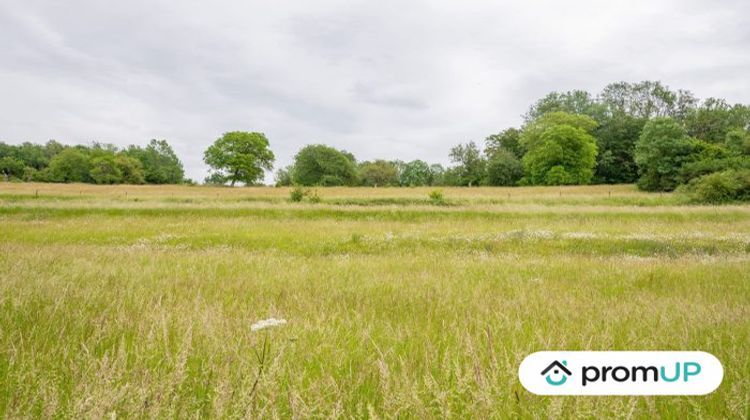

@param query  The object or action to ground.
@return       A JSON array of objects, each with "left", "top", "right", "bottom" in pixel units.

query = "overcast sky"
[{"left": 1, "top": 0, "right": 748, "bottom": 183}]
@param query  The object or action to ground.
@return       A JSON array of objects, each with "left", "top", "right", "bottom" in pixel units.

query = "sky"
[{"left": 1, "top": 0, "right": 749, "bottom": 183}]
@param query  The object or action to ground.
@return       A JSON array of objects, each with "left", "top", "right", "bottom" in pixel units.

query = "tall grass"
[{"left": 0, "top": 183, "right": 748, "bottom": 417}]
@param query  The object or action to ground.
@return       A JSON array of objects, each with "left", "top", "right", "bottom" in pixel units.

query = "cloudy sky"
[{"left": 1, "top": 0, "right": 748, "bottom": 183}]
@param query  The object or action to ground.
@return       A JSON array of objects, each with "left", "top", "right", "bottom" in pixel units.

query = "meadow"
[{"left": 0, "top": 183, "right": 748, "bottom": 418}]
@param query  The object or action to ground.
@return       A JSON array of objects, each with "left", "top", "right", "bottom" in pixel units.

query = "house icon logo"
[{"left": 541, "top": 360, "right": 572, "bottom": 386}]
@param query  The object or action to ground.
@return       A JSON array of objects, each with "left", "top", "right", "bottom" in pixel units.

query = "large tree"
[
  {"left": 46, "top": 148, "right": 92, "bottom": 183},
  {"left": 599, "top": 81, "right": 697, "bottom": 120},
  {"left": 524, "top": 90, "right": 605, "bottom": 123},
  {"left": 0, "top": 156, "right": 25, "bottom": 179},
  {"left": 89, "top": 155, "right": 123, "bottom": 184},
  {"left": 684, "top": 98, "right": 750, "bottom": 144},
  {"left": 634, "top": 117, "right": 695, "bottom": 191},
  {"left": 521, "top": 112, "right": 598, "bottom": 185},
  {"left": 358, "top": 160, "right": 399, "bottom": 187},
  {"left": 485, "top": 128, "right": 524, "bottom": 159},
  {"left": 291, "top": 144, "right": 358, "bottom": 186},
  {"left": 448, "top": 141, "right": 486, "bottom": 186},
  {"left": 126, "top": 139, "right": 185, "bottom": 184},
  {"left": 486, "top": 148, "right": 523, "bottom": 186},
  {"left": 593, "top": 114, "right": 646, "bottom": 184},
  {"left": 203, "top": 132, "right": 275, "bottom": 186},
  {"left": 399, "top": 160, "right": 433, "bottom": 186}
]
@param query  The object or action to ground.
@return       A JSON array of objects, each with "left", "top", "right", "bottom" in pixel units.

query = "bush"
[
  {"left": 289, "top": 186, "right": 306, "bottom": 202},
  {"left": 677, "top": 169, "right": 750, "bottom": 203},
  {"left": 679, "top": 156, "right": 750, "bottom": 184},
  {"left": 428, "top": 190, "right": 445, "bottom": 205}
]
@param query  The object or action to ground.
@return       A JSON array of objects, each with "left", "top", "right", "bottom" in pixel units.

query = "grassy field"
[{"left": 0, "top": 183, "right": 748, "bottom": 418}]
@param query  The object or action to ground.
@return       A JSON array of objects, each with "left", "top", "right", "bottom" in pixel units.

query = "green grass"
[{"left": 0, "top": 183, "right": 748, "bottom": 418}]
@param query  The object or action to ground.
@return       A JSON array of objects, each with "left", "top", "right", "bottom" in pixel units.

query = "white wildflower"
[{"left": 251, "top": 318, "right": 287, "bottom": 332}]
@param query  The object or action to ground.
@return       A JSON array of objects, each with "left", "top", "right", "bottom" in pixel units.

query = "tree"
[
  {"left": 358, "top": 160, "right": 399, "bottom": 186},
  {"left": 274, "top": 165, "right": 294, "bottom": 187},
  {"left": 521, "top": 112, "right": 598, "bottom": 150},
  {"left": 203, "top": 132, "right": 275, "bottom": 186},
  {"left": 593, "top": 114, "right": 646, "bottom": 183},
  {"left": 0, "top": 156, "right": 25, "bottom": 179},
  {"left": 449, "top": 142, "right": 486, "bottom": 186},
  {"left": 725, "top": 129, "right": 750, "bottom": 155},
  {"left": 115, "top": 155, "right": 145, "bottom": 184},
  {"left": 524, "top": 90, "right": 605, "bottom": 123},
  {"left": 291, "top": 144, "right": 358, "bottom": 186},
  {"left": 126, "top": 139, "right": 185, "bottom": 184},
  {"left": 486, "top": 148, "right": 523, "bottom": 186},
  {"left": 599, "top": 81, "right": 697, "bottom": 120},
  {"left": 429, "top": 164, "right": 445, "bottom": 186},
  {"left": 47, "top": 148, "right": 92, "bottom": 183},
  {"left": 684, "top": 99, "right": 750, "bottom": 144},
  {"left": 521, "top": 112, "right": 598, "bottom": 185},
  {"left": 204, "top": 172, "right": 228, "bottom": 185},
  {"left": 485, "top": 128, "right": 524, "bottom": 159},
  {"left": 399, "top": 160, "right": 433, "bottom": 186},
  {"left": 634, "top": 117, "right": 695, "bottom": 191},
  {"left": 89, "top": 155, "right": 123, "bottom": 184},
  {"left": 14, "top": 142, "right": 51, "bottom": 170}
]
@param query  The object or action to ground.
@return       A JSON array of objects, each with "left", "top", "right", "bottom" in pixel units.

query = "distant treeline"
[
  {"left": 274, "top": 81, "right": 749, "bottom": 202},
  {"left": 2, "top": 80, "right": 749, "bottom": 202},
  {"left": 0, "top": 139, "right": 185, "bottom": 185}
]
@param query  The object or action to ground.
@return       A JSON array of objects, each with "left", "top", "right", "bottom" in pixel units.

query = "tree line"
[
  {"left": 0, "top": 139, "right": 185, "bottom": 184},
  {"left": 268, "top": 80, "right": 749, "bottom": 202},
  {"left": 2, "top": 80, "right": 749, "bottom": 201}
]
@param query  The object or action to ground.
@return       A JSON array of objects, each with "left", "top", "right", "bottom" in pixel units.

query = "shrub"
[
  {"left": 428, "top": 190, "right": 445, "bottom": 205},
  {"left": 677, "top": 169, "right": 750, "bottom": 203},
  {"left": 289, "top": 186, "right": 306, "bottom": 202}
]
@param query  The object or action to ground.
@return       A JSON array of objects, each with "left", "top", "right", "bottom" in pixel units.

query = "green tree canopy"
[
  {"left": 429, "top": 164, "right": 445, "bottom": 186},
  {"left": 593, "top": 114, "right": 646, "bottom": 184},
  {"left": 47, "top": 148, "right": 92, "bottom": 183},
  {"left": 358, "top": 160, "right": 399, "bottom": 187},
  {"left": 448, "top": 142, "right": 486, "bottom": 186},
  {"left": 486, "top": 148, "right": 523, "bottom": 186},
  {"left": 274, "top": 165, "right": 294, "bottom": 187},
  {"left": 684, "top": 98, "right": 750, "bottom": 144},
  {"left": 203, "top": 132, "right": 275, "bottom": 186},
  {"left": 521, "top": 112, "right": 598, "bottom": 185},
  {"left": 89, "top": 155, "right": 123, "bottom": 184},
  {"left": 524, "top": 90, "right": 605, "bottom": 123},
  {"left": 485, "top": 128, "right": 524, "bottom": 159},
  {"left": 292, "top": 144, "right": 358, "bottom": 186},
  {"left": 399, "top": 160, "right": 433, "bottom": 186},
  {"left": 126, "top": 139, "right": 185, "bottom": 184},
  {"left": 114, "top": 155, "right": 145, "bottom": 184},
  {"left": 599, "top": 81, "right": 697, "bottom": 120},
  {"left": 634, "top": 117, "right": 695, "bottom": 191}
]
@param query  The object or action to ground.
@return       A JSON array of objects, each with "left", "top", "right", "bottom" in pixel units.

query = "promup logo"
[
  {"left": 519, "top": 351, "right": 723, "bottom": 395},
  {"left": 541, "top": 360, "right": 571, "bottom": 386}
]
